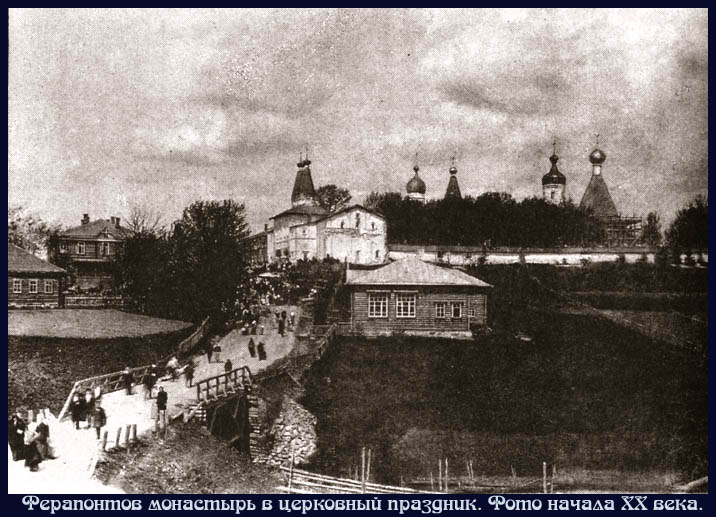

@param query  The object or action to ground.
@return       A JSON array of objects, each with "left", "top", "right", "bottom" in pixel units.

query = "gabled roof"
[
  {"left": 8, "top": 244, "right": 66, "bottom": 274},
  {"left": 346, "top": 256, "right": 492, "bottom": 287},
  {"left": 270, "top": 204, "right": 328, "bottom": 220},
  {"left": 580, "top": 175, "right": 618, "bottom": 217},
  {"left": 322, "top": 204, "right": 385, "bottom": 220},
  {"left": 60, "top": 219, "right": 130, "bottom": 240}
]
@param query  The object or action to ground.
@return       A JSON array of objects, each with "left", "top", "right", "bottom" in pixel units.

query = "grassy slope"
[
  {"left": 300, "top": 312, "right": 707, "bottom": 485},
  {"left": 8, "top": 309, "right": 192, "bottom": 338},
  {"left": 95, "top": 424, "right": 281, "bottom": 494}
]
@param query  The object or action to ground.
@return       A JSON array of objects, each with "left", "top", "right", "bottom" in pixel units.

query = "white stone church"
[{"left": 247, "top": 157, "right": 387, "bottom": 265}]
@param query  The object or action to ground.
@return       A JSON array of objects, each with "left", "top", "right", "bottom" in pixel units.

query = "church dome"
[
  {"left": 589, "top": 148, "right": 606, "bottom": 165},
  {"left": 542, "top": 153, "right": 566, "bottom": 185},
  {"left": 406, "top": 165, "right": 426, "bottom": 194}
]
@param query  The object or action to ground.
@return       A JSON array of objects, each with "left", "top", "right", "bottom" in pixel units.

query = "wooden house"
[
  {"left": 8, "top": 244, "right": 67, "bottom": 308},
  {"left": 48, "top": 214, "right": 129, "bottom": 291},
  {"left": 345, "top": 256, "right": 492, "bottom": 337}
]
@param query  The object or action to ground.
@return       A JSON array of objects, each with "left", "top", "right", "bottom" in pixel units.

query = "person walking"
[
  {"left": 144, "top": 368, "right": 156, "bottom": 399},
  {"left": 70, "top": 394, "right": 84, "bottom": 430},
  {"left": 8, "top": 411, "right": 26, "bottom": 461},
  {"left": 224, "top": 358, "right": 233, "bottom": 374},
  {"left": 247, "top": 338, "right": 256, "bottom": 358},
  {"left": 121, "top": 367, "right": 134, "bottom": 395},
  {"left": 156, "top": 387, "right": 168, "bottom": 430},
  {"left": 90, "top": 401, "right": 107, "bottom": 440},
  {"left": 206, "top": 341, "right": 214, "bottom": 363},
  {"left": 34, "top": 414, "right": 55, "bottom": 460},
  {"left": 83, "top": 389, "right": 95, "bottom": 429},
  {"left": 23, "top": 423, "right": 42, "bottom": 472},
  {"left": 278, "top": 317, "right": 285, "bottom": 337},
  {"left": 257, "top": 341, "right": 267, "bottom": 361},
  {"left": 184, "top": 360, "right": 195, "bottom": 387},
  {"left": 213, "top": 342, "right": 222, "bottom": 363}
]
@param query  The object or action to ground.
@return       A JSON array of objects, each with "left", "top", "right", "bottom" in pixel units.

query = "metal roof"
[
  {"left": 8, "top": 244, "right": 66, "bottom": 274},
  {"left": 346, "top": 256, "right": 492, "bottom": 287}
]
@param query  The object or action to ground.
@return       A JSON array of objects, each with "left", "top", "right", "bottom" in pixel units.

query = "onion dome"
[
  {"left": 542, "top": 153, "right": 566, "bottom": 185},
  {"left": 589, "top": 148, "right": 606, "bottom": 165},
  {"left": 406, "top": 165, "right": 426, "bottom": 195}
]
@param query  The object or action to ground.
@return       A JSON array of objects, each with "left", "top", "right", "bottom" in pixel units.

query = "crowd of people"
[{"left": 8, "top": 409, "right": 57, "bottom": 472}]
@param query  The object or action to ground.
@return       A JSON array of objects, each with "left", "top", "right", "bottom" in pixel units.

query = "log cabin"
[
  {"left": 8, "top": 244, "right": 67, "bottom": 308},
  {"left": 345, "top": 256, "right": 492, "bottom": 338}
]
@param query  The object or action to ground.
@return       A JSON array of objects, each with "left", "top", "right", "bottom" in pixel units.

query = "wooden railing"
[
  {"left": 177, "top": 316, "right": 210, "bottom": 356},
  {"left": 195, "top": 366, "right": 253, "bottom": 402},
  {"left": 58, "top": 364, "right": 156, "bottom": 421},
  {"left": 278, "top": 466, "right": 432, "bottom": 494}
]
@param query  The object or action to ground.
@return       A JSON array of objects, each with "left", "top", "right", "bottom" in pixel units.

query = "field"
[
  {"left": 8, "top": 309, "right": 192, "bottom": 338},
  {"left": 8, "top": 310, "right": 195, "bottom": 415},
  {"left": 300, "top": 309, "right": 707, "bottom": 489}
]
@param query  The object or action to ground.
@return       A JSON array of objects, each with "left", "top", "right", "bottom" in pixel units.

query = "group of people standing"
[
  {"left": 8, "top": 410, "right": 56, "bottom": 472},
  {"left": 69, "top": 388, "right": 107, "bottom": 439}
]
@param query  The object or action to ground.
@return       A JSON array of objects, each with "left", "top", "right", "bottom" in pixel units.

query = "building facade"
[
  {"left": 49, "top": 214, "right": 128, "bottom": 291},
  {"left": 249, "top": 158, "right": 387, "bottom": 265},
  {"left": 346, "top": 256, "right": 492, "bottom": 338},
  {"left": 9, "top": 244, "right": 67, "bottom": 308}
]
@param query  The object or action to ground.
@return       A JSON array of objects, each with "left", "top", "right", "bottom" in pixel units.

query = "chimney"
[
  {"left": 264, "top": 224, "right": 268, "bottom": 232},
  {"left": 114, "top": 217, "right": 120, "bottom": 228},
  {"left": 82, "top": 214, "right": 89, "bottom": 225}
]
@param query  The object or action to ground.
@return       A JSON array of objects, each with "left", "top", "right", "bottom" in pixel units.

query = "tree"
[
  {"left": 126, "top": 205, "right": 164, "bottom": 235},
  {"left": 666, "top": 196, "right": 708, "bottom": 250},
  {"left": 315, "top": 185, "right": 351, "bottom": 213},
  {"left": 169, "top": 200, "right": 251, "bottom": 323},
  {"left": 641, "top": 211, "right": 662, "bottom": 246},
  {"left": 8, "top": 206, "right": 62, "bottom": 258}
]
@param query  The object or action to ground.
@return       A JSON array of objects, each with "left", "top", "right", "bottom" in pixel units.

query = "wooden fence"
[
  {"left": 278, "top": 466, "right": 433, "bottom": 494},
  {"left": 177, "top": 316, "right": 210, "bottom": 356}
]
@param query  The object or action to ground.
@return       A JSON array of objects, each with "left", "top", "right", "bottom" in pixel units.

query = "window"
[
  {"left": 340, "top": 221, "right": 345, "bottom": 229},
  {"left": 355, "top": 250, "right": 360, "bottom": 263},
  {"left": 371, "top": 222, "right": 376, "bottom": 231},
  {"left": 12, "top": 279, "right": 22, "bottom": 294},
  {"left": 77, "top": 241, "right": 86, "bottom": 255},
  {"left": 435, "top": 302, "right": 447, "bottom": 319},
  {"left": 29, "top": 279, "right": 38, "bottom": 294},
  {"left": 44, "top": 280, "right": 54, "bottom": 294},
  {"left": 368, "top": 293, "right": 388, "bottom": 318},
  {"left": 375, "top": 250, "right": 380, "bottom": 260},
  {"left": 101, "top": 242, "right": 110, "bottom": 255},
  {"left": 396, "top": 294, "right": 416, "bottom": 318},
  {"left": 59, "top": 242, "right": 67, "bottom": 253},
  {"left": 468, "top": 306, "right": 475, "bottom": 317},
  {"left": 551, "top": 190, "right": 556, "bottom": 200},
  {"left": 451, "top": 302, "right": 463, "bottom": 319},
  {"left": 355, "top": 214, "right": 361, "bottom": 228}
]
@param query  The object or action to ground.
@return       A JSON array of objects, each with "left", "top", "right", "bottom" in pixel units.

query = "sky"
[{"left": 8, "top": 8, "right": 708, "bottom": 232}]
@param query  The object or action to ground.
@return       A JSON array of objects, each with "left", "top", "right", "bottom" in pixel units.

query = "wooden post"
[
  {"left": 445, "top": 458, "right": 449, "bottom": 493},
  {"left": 366, "top": 448, "right": 372, "bottom": 483},
  {"left": 115, "top": 427, "right": 122, "bottom": 448},
  {"left": 124, "top": 424, "right": 132, "bottom": 447},
  {"left": 131, "top": 424, "right": 137, "bottom": 443},
  {"left": 511, "top": 464, "right": 517, "bottom": 486},
  {"left": 551, "top": 464, "right": 556, "bottom": 494},
  {"left": 361, "top": 447, "right": 366, "bottom": 494},
  {"left": 430, "top": 472, "right": 434, "bottom": 492},
  {"left": 438, "top": 459, "right": 442, "bottom": 492},
  {"left": 288, "top": 444, "right": 295, "bottom": 493},
  {"left": 542, "top": 462, "right": 548, "bottom": 494},
  {"left": 100, "top": 430, "right": 108, "bottom": 451}
]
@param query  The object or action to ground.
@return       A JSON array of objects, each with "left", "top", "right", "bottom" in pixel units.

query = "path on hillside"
[{"left": 8, "top": 305, "right": 300, "bottom": 494}]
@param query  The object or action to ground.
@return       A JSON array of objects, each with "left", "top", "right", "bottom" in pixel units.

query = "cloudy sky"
[{"left": 8, "top": 8, "right": 708, "bottom": 232}]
